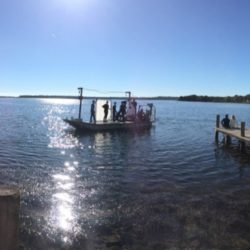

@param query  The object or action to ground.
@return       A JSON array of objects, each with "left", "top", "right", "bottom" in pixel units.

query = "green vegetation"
[{"left": 179, "top": 94, "right": 250, "bottom": 103}]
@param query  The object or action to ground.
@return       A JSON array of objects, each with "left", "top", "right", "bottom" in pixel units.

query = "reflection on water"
[
  {"left": 93, "top": 133, "right": 111, "bottom": 154},
  {"left": 52, "top": 192, "right": 74, "bottom": 228},
  {"left": 1, "top": 99, "right": 250, "bottom": 249},
  {"left": 50, "top": 168, "right": 78, "bottom": 242},
  {"left": 41, "top": 98, "right": 78, "bottom": 105},
  {"left": 43, "top": 105, "right": 81, "bottom": 149}
]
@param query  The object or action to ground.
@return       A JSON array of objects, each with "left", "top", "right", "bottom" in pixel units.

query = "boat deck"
[
  {"left": 90, "top": 120, "right": 134, "bottom": 125},
  {"left": 64, "top": 118, "right": 152, "bottom": 131}
]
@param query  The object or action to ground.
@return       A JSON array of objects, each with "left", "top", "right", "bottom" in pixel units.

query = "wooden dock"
[{"left": 215, "top": 114, "right": 249, "bottom": 151}]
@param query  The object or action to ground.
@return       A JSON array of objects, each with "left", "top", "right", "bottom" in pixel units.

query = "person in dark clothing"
[
  {"left": 137, "top": 107, "right": 145, "bottom": 121},
  {"left": 117, "top": 101, "right": 126, "bottom": 122},
  {"left": 102, "top": 101, "right": 109, "bottom": 121},
  {"left": 120, "top": 101, "right": 126, "bottom": 121},
  {"left": 112, "top": 102, "right": 117, "bottom": 121},
  {"left": 221, "top": 114, "right": 230, "bottom": 128},
  {"left": 90, "top": 100, "right": 96, "bottom": 123}
]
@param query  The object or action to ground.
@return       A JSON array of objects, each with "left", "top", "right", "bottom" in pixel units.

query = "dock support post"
[
  {"left": 0, "top": 186, "right": 20, "bottom": 250},
  {"left": 215, "top": 114, "right": 220, "bottom": 142},
  {"left": 226, "top": 135, "right": 231, "bottom": 145},
  {"left": 78, "top": 87, "right": 83, "bottom": 120},
  {"left": 241, "top": 122, "right": 245, "bottom": 137},
  {"left": 240, "top": 121, "right": 246, "bottom": 152}
]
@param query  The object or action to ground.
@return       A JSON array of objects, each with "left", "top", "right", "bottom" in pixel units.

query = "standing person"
[
  {"left": 126, "top": 98, "right": 137, "bottom": 121},
  {"left": 131, "top": 99, "right": 137, "bottom": 114},
  {"left": 120, "top": 101, "right": 127, "bottom": 122},
  {"left": 117, "top": 101, "right": 126, "bottom": 121},
  {"left": 112, "top": 102, "right": 117, "bottom": 121},
  {"left": 221, "top": 114, "right": 230, "bottom": 128},
  {"left": 230, "top": 115, "right": 238, "bottom": 128},
  {"left": 90, "top": 100, "right": 96, "bottom": 123},
  {"left": 102, "top": 101, "right": 109, "bottom": 121}
]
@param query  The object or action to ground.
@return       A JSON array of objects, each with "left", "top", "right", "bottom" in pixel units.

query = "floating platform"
[
  {"left": 64, "top": 88, "right": 156, "bottom": 132},
  {"left": 64, "top": 118, "right": 152, "bottom": 132}
]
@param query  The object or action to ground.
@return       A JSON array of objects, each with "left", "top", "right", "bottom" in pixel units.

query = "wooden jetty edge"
[
  {"left": 0, "top": 186, "right": 20, "bottom": 250},
  {"left": 215, "top": 114, "right": 250, "bottom": 151}
]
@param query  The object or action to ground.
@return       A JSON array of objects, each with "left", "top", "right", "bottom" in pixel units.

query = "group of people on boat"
[
  {"left": 221, "top": 114, "right": 238, "bottom": 129},
  {"left": 112, "top": 101, "right": 128, "bottom": 122},
  {"left": 89, "top": 98, "right": 152, "bottom": 123}
]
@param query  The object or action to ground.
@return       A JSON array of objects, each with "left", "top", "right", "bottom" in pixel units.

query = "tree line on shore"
[
  {"left": 179, "top": 94, "right": 250, "bottom": 103},
  {"left": 8, "top": 94, "right": 250, "bottom": 103}
]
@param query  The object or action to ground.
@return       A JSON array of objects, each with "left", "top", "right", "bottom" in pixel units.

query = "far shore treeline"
[
  {"left": 2, "top": 94, "right": 250, "bottom": 104},
  {"left": 179, "top": 94, "right": 250, "bottom": 103},
  {"left": 18, "top": 95, "right": 178, "bottom": 100}
]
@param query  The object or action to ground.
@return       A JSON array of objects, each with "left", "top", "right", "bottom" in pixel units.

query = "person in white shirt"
[{"left": 229, "top": 115, "right": 238, "bottom": 128}]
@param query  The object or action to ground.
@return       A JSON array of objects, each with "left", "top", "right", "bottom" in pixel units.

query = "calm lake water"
[{"left": 1, "top": 98, "right": 250, "bottom": 250}]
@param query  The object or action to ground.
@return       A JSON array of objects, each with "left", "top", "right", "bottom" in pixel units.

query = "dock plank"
[{"left": 215, "top": 127, "right": 250, "bottom": 142}]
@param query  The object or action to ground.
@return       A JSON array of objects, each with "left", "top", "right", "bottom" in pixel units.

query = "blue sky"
[{"left": 1, "top": 0, "right": 250, "bottom": 97}]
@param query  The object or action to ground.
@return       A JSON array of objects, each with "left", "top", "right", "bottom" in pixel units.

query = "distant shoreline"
[
  {"left": 1, "top": 94, "right": 250, "bottom": 104},
  {"left": 0, "top": 96, "right": 17, "bottom": 98},
  {"left": 179, "top": 94, "right": 250, "bottom": 103},
  {"left": 17, "top": 95, "right": 178, "bottom": 100}
]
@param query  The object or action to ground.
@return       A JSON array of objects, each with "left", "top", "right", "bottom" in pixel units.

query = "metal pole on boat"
[
  {"left": 125, "top": 91, "right": 131, "bottom": 100},
  {"left": 78, "top": 87, "right": 83, "bottom": 119}
]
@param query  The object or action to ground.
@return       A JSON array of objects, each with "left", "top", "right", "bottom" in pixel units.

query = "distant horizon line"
[
  {"left": 0, "top": 93, "right": 249, "bottom": 100},
  {"left": 17, "top": 95, "right": 178, "bottom": 100}
]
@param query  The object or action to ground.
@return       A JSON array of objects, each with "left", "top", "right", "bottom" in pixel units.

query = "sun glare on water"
[{"left": 41, "top": 98, "right": 78, "bottom": 105}]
